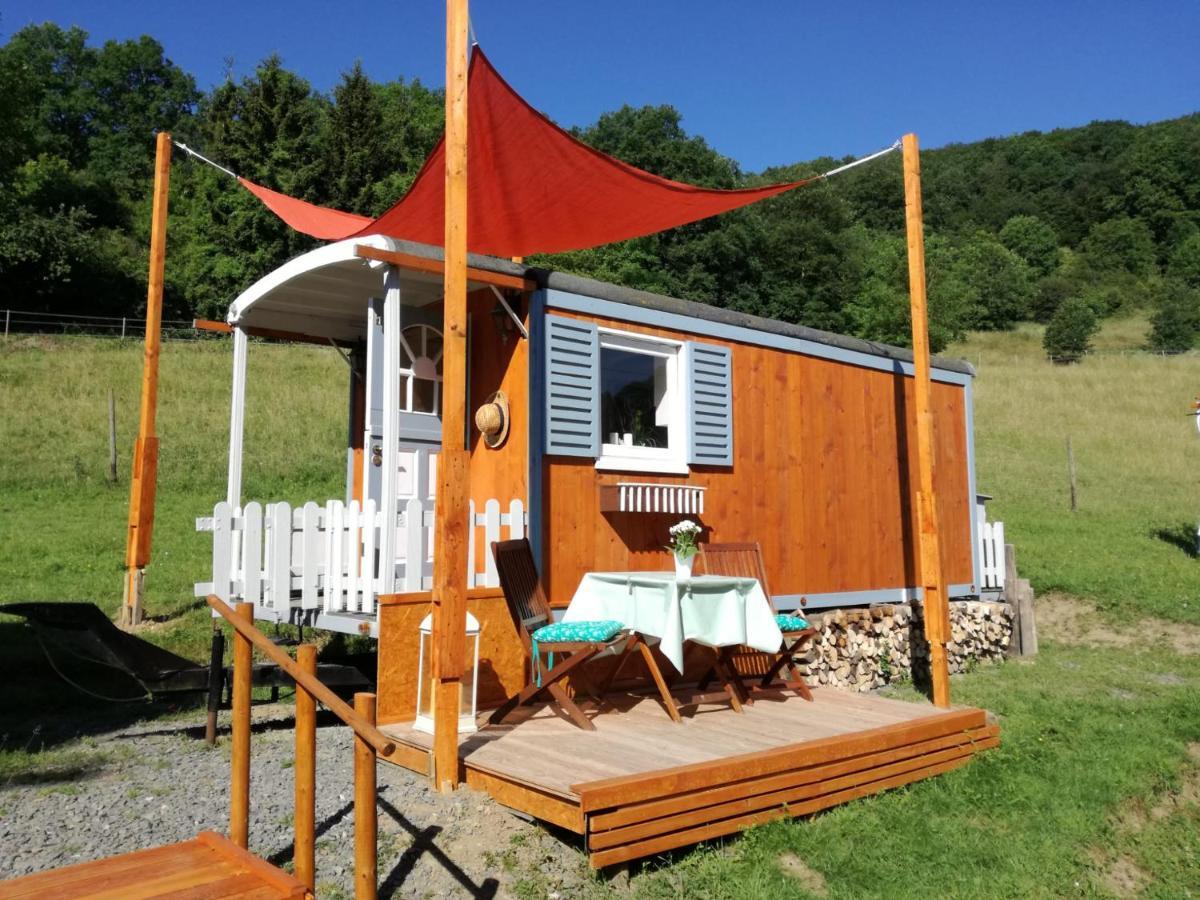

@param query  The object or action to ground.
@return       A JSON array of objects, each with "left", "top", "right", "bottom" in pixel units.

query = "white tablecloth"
[{"left": 563, "top": 572, "right": 783, "bottom": 674}]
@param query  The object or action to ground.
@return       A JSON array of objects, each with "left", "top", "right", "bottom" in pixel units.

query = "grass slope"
[{"left": 952, "top": 316, "right": 1200, "bottom": 623}]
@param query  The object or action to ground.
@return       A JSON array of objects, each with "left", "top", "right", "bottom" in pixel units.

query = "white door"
[{"left": 395, "top": 444, "right": 438, "bottom": 587}]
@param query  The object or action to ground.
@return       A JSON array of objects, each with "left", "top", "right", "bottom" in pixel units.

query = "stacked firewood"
[{"left": 797, "top": 601, "right": 1013, "bottom": 692}]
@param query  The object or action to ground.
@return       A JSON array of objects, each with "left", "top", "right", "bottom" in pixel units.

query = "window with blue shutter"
[
  {"left": 544, "top": 315, "right": 601, "bottom": 457},
  {"left": 686, "top": 342, "right": 733, "bottom": 466}
]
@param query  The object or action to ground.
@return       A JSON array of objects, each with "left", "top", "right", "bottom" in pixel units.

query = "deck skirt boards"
[{"left": 377, "top": 689, "right": 997, "bottom": 868}]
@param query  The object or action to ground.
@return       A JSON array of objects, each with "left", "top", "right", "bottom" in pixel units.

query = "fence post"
[
  {"left": 354, "top": 692, "right": 378, "bottom": 900},
  {"left": 4, "top": 309, "right": 9, "bottom": 339},
  {"left": 121, "top": 317, "right": 126, "bottom": 340},
  {"left": 294, "top": 644, "right": 317, "bottom": 893},
  {"left": 230, "top": 601, "right": 254, "bottom": 848},
  {"left": 107, "top": 389, "right": 118, "bottom": 483}
]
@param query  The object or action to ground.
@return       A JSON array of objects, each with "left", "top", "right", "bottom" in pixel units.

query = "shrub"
[
  {"left": 1148, "top": 279, "right": 1200, "bottom": 353},
  {"left": 1043, "top": 297, "right": 1098, "bottom": 363}
]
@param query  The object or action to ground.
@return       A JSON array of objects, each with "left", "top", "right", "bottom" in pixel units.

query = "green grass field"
[{"left": 1, "top": 321, "right": 1199, "bottom": 896}]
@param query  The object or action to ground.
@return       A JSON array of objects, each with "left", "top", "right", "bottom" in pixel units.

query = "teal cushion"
[
  {"left": 775, "top": 613, "right": 810, "bottom": 632},
  {"left": 532, "top": 620, "right": 624, "bottom": 644}
]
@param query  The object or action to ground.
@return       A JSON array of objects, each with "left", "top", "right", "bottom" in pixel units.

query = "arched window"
[{"left": 399, "top": 324, "right": 443, "bottom": 416}]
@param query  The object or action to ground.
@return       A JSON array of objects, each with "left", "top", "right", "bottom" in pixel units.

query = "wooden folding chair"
[
  {"left": 698, "top": 541, "right": 817, "bottom": 701},
  {"left": 489, "top": 539, "right": 681, "bottom": 729}
]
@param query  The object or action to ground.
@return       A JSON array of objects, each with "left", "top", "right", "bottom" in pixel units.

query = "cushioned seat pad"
[
  {"left": 532, "top": 619, "right": 624, "bottom": 644},
  {"left": 775, "top": 614, "right": 810, "bottom": 632}
]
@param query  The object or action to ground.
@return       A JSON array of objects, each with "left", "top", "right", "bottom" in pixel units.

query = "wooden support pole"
[
  {"left": 902, "top": 133, "right": 951, "bottom": 709},
  {"left": 230, "top": 601, "right": 253, "bottom": 848},
  {"left": 121, "top": 130, "right": 171, "bottom": 627},
  {"left": 204, "top": 627, "right": 225, "bottom": 745},
  {"left": 294, "top": 644, "right": 317, "bottom": 893},
  {"left": 353, "top": 692, "right": 378, "bottom": 900},
  {"left": 430, "top": 0, "right": 471, "bottom": 793}
]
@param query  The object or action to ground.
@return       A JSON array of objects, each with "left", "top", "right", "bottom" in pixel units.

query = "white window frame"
[{"left": 594, "top": 328, "right": 689, "bottom": 475}]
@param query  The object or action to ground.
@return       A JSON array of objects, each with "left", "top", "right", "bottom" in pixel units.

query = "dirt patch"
[
  {"left": 1100, "top": 855, "right": 1152, "bottom": 897},
  {"left": 1035, "top": 593, "right": 1200, "bottom": 654},
  {"left": 1092, "top": 743, "right": 1200, "bottom": 895},
  {"left": 778, "top": 852, "right": 828, "bottom": 896}
]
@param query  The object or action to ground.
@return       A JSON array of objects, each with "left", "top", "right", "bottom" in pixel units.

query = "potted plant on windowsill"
[{"left": 667, "top": 519, "right": 702, "bottom": 584}]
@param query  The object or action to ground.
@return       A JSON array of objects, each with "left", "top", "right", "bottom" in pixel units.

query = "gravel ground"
[{"left": 0, "top": 705, "right": 605, "bottom": 898}]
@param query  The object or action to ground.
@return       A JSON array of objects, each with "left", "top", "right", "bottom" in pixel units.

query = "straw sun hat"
[{"left": 474, "top": 391, "right": 510, "bottom": 448}]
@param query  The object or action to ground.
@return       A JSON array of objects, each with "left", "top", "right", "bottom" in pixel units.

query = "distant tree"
[
  {"left": 572, "top": 105, "right": 739, "bottom": 188},
  {"left": 1168, "top": 233, "right": 1200, "bottom": 289},
  {"left": 1031, "top": 273, "right": 1078, "bottom": 322},
  {"left": 999, "top": 214, "right": 1059, "bottom": 277},
  {"left": 937, "top": 234, "right": 1033, "bottom": 331},
  {"left": 1148, "top": 279, "right": 1200, "bottom": 353},
  {"left": 1081, "top": 216, "right": 1157, "bottom": 277},
  {"left": 1043, "top": 297, "right": 1098, "bottom": 363},
  {"left": 325, "top": 62, "right": 385, "bottom": 214},
  {"left": 370, "top": 77, "right": 443, "bottom": 207}
]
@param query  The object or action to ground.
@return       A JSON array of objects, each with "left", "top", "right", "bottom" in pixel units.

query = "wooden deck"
[
  {"left": 380, "top": 687, "right": 998, "bottom": 867},
  {"left": 0, "top": 831, "right": 308, "bottom": 899}
]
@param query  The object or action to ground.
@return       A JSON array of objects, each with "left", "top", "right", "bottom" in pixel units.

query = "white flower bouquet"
[{"left": 667, "top": 519, "right": 702, "bottom": 561}]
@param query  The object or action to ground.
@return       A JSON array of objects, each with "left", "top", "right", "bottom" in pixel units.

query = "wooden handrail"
[{"left": 206, "top": 595, "right": 397, "bottom": 757}]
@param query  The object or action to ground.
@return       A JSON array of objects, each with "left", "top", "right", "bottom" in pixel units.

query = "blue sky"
[{"left": 3, "top": 1, "right": 1197, "bottom": 172}]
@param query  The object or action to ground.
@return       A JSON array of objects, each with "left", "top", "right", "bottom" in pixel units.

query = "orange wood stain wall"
[
  {"left": 540, "top": 309, "right": 975, "bottom": 606},
  {"left": 465, "top": 290, "right": 528, "bottom": 571}
]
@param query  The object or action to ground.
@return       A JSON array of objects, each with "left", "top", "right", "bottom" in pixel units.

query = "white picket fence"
[
  {"left": 195, "top": 496, "right": 526, "bottom": 620},
  {"left": 979, "top": 516, "right": 1006, "bottom": 591}
]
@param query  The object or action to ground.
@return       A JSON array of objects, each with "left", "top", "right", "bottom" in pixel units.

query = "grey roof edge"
[{"left": 361, "top": 236, "right": 976, "bottom": 378}]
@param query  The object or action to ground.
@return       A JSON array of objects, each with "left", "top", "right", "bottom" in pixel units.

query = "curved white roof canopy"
[{"left": 226, "top": 234, "right": 484, "bottom": 342}]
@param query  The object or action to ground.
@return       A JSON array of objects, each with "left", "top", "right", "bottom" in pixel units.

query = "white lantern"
[{"left": 414, "top": 610, "right": 480, "bottom": 734}]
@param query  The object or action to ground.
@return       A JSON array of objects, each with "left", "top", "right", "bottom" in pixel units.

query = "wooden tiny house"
[
  {"left": 193, "top": 234, "right": 995, "bottom": 862},
  {"left": 197, "top": 234, "right": 981, "bottom": 634}
]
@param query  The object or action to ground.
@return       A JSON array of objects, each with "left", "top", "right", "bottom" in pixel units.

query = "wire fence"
[{"left": 1, "top": 309, "right": 211, "bottom": 341}]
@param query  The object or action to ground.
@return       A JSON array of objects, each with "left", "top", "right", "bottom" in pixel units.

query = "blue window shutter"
[
  {"left": 686, "top": 342, "right": 733, "bottom": 466},
  {"left": 544, "top": 315, "right": 600, "bottom": 457}
]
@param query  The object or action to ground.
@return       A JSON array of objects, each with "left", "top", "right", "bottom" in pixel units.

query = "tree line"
[{"left": 2, "top": 23, "right": 1198, "bottom": 355}]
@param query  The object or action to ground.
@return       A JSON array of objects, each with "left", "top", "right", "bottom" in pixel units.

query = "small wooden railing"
[{"left": 208, "top": 595, "right": 395, "bottom": 899}]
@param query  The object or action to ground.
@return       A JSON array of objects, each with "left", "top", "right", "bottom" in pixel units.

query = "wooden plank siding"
[{"left": 540, "top": 308, "right": 974, "bottom": 606}]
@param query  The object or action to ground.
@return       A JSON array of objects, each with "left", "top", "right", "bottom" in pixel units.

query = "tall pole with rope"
[
  {"left": 121, "top": 131, "right": 172, "bottom": 627},
  {"left": 902, "top": 133, "right": 952, "bottom": 708},
  {"left": 430, "top": 0, "right": 471, "bottom": 791}
]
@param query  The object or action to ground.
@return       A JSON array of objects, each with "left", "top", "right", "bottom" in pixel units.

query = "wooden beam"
[
  {"left": 193, "top": 318, "right": 358, "bottom": 349},
  {"left": 355, "top": 245, "right": 532, "bottom": 292},
  {"left": 122, "top": 130, "right": 171, "bottom": 627},
  {"left": 902, "top": 133, "right": 951, "bottom": 709},
  {"left": 429, "top": 0, "right": 471, "bottom": 794}
]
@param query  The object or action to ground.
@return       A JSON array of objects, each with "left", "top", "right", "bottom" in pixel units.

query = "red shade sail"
[{"left": 244, "top": 48, "right": 813, "bottom": 258}]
